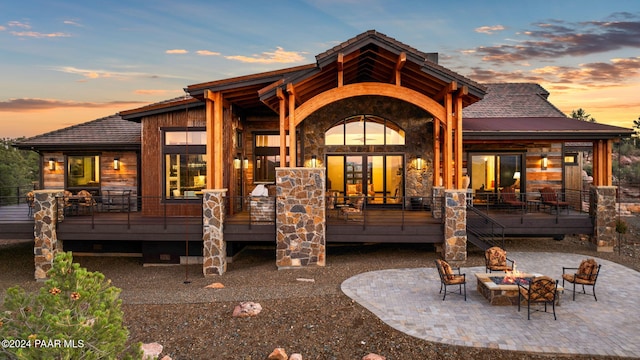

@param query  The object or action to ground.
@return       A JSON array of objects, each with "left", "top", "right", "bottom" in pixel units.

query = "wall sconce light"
[
  {"left": 243, "top": 157, "right": 248, "bottom": 169},
  {"left": 416, "top": 155, "right": 424, "bottom": 171},
  {"left": 233, "top": 157, "right": 241, "bottom": 170},
  {"left": 541, "top": 154, "right": 548, "bottom": 170},
  {"left": 513, "top": 171, "right": 521, "bottom": 180},
  {"left": 113, "top": 157, "right": 120, "bottom": 170},
  {"left": 49, "top": 158, "right": 56, "bottom": 171},
  {"left": 311, "top": 155, "right": 317, "bottom": 168}
]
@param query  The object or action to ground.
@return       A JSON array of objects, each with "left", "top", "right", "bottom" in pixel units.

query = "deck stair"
[{"left": 466, "top": 205, "right": 505, "bottom": 250}]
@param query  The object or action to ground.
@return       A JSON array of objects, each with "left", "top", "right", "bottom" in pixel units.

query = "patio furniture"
[
  {"left": 518, "top": 275, "right": 559, "bottom": 320},
  {"left": 61, "top": 190, "right": 77, "bottom": 216},
  {"left": 435, "top": 259, "right": 466, "bottom": 301},
  {"left": 562, "top": 258, "right": 601, "bottom": 301},
  {"left": 26, "top": 191, "right": 35, "bottom": 217},
  {"left": 485, "top": 246, "right": 514, "bottom": 273},
  {"left": 501, "top": 186, "right": 525, "bottom": 210},
  {"left": 341, "top": 196, "right": 364, "bottom": 221},
  {"left": 540, "top": 187, "right": 570, "bottom": 214},
  {"left": 101, "top": 189, "right": 132, "bottom": 212}
]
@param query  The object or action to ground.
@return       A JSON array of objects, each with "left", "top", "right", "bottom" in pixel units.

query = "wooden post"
[
  {"left": 205, "top": 90, "right": 224, "bottom": 189},
  {"left": 277, "top": 88, "right": 287, "bottom": 167},
  {"left": 287, "top": 83, "right": 297, "bottom": 167},
  {"left": 443, "top": 92, "right": 453, "bottom": 189}
]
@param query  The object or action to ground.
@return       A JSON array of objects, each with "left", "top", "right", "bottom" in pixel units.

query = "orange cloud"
[
  {"left": 226, "top": 47, "right": 305, "bottom": 64},
  {"left": 166, "top": 49, "right": 188, "bottom": 54},
  {"left": 0, "top": 98, "right": 145, "bottom": 112},
  {"left": 196, "top": 50, "right": 221, "bottom": 56},
  {"left": 475, "top": 25, "right": 505, "bottom": 34}
]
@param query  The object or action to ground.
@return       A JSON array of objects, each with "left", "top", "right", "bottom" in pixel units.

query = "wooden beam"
[
  {"left": 433, "top": 120, "right": 440, "bottom": 187},
  {"left": 337, "top": 52, "right": 344, "bottom": 87},
  {"left": 277, "top": 87, "right": 287, "bottom": 167},
  {"left": 205, "top": 90, "right": 224, "bottom": 189},
  {"left": 287, "top": 83, "right": 297, "bottom": 167},
  {"left": 443, "top": 92, "right": 453, "bottom": 189},
  {"left": 454, "top": 92, "right": 463, "bottom": 189},
  {"left": 392, "top": 52, "right": 406, "bottom": 85},
  {"left": 434, "top": 81, "right": 457, "bottom": 102}
]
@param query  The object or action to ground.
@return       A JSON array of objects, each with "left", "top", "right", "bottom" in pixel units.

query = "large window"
[
  {"left": 67, "top": 155, "right": 100, "bottom": 190},
  {"left": 163, "top": 129, "right": 207, "bottom": 200},
  {"left": 254, "top": 133, "right": 289, "bottom": 183},
  {"left": 325, "top": 115, "right": 405, "bottom": 146}
]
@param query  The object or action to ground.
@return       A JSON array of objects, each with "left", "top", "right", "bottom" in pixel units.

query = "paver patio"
[{"left": 341, "top": 252, "right": 640, "bottom": 358}]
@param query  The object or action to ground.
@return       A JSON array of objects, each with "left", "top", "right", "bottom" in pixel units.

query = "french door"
[{"left": 326, "top": 154, "right": 404, "bottom": 205}]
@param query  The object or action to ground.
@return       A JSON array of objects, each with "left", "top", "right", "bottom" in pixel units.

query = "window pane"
[
  {"left": 324, "top": 123, "right": 344, "bottom": 145},
  {"left": 67, "top": 155, "right": 100, "bottom": 188},
  {"left": 385, "top": 121, "right": 405, "bottom": 145},
  {"left": 345, "top": 118, "right": 365, "bottom": 145},
  {"left": 365, "top": 117, "right": 385, "bottom": 145},
  {"left": 165, "top": 131, "right": 206, "bottom": 145},
  {"left": 165, "top": 154, "right": 206, "bottom": 199}
]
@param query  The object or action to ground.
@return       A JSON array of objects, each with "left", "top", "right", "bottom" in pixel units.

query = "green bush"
[{"left": 0, "top": 252, "right": 141, "bottom": 360}]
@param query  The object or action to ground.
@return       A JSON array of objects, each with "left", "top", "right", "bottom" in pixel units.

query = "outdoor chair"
[
  {"left": 341, "top": 196, "right": 364, "bottom": 221},
  {"left": 61, "top": 190, "right": 76, "bottom": 216},
  {"left": 562, "top": 258, "right": 601, "bottom": 301},
  {"left": 518, "top": 275, "right": 559, "bottom": 320},
  {"left": 500, "top": 186, "right": 525, "bottom": 210},
  {"left": 326, "top": 190, "right": 338, "bottom": 217},
  {"left": 434, "top": 259, "right": 466, "bottom": 301},
  {"left": 26, "top": 191, "right": 35, "bottom": 217},
  {"left": 540, "top": 187, "right": 570, "bottom": 214},
  {"left": 485, "top": 246, "right": 515, "bottom": 273}
]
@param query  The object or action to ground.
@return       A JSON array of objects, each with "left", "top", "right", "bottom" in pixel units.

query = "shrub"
[{"left": 0, "top": 251, "right": 141, "bottom": 359}]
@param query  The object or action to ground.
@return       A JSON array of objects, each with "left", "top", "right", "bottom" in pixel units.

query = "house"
[{"left": 14, "top": 30, "right": 632, "bottom": 278}]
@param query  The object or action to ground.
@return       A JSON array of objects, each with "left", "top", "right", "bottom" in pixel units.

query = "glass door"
[
  {"left": 327, "top": 154, "right": 404, "bottom": 206},
  {"left": 470, "top": 153, "right": 523, "bottom": 204}
]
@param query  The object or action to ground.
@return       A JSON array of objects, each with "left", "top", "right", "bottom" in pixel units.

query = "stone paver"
[{"left": 341, "top": 252, "right": 640, "bottom": 358}]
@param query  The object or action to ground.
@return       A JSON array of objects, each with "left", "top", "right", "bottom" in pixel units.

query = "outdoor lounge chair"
[
  {"left": 485, "top": 246, "right": 515, "bottom": 273},
  {"left": 501, "top": 186, "right": 525, "bottom": 210},
  {"left": 434, "top": 259, "right": 466, "bottom": 301},
  {"left": 77, "top": 190, "right": 97, "bottom": 215},
  {"left": 562, "top": 258, "right": 601, "bottom": 301},
  {"left": 26, "top": 191, "right": 35, "bottom": 217},
  {"left": 518, "top": 275, "right": 559, "bottom": 320},
  {"left": 341, "top": 196, "right": 364, "bottom": 221},
  {"left": 540, "top": 187, "right": 570, "bottom": 214}
]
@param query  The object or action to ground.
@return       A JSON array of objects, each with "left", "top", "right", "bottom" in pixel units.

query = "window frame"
[{"left": 162, "top": 127, "right": 207, "bottom": 201}]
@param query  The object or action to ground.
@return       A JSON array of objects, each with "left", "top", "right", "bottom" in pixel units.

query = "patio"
[{"left": 342, "top": 252, "right": 640, "bottom": 358}]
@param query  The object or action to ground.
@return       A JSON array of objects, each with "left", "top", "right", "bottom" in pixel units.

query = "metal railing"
[
  {"left": 466, "top": 204, "right": 506, "bottom": 250},
  {"left": 0, "top": 184, "right": 38, "bottom": 206}
]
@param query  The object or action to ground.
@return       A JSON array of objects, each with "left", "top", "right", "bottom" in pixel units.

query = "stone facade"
[
  {"left": 202, "top": 189, "right": 227, "bottom": 276},
  {"left": 33, "top": 190, "right": 62, "bottom": 280},
  {"left": 275, "top": 168, "right": 326, "bottom": 268},
  {"left": 249, "top": 196, "right": 275, "bottom": 223},
  {"left": 432, "top": 186, "right": 445, "bottom": 219},
  {"left": 590, "top": 186, "right": 616, "bottom": 252},
  {"left": 443, "top": 190, "right": 467, "bottom": 265}
]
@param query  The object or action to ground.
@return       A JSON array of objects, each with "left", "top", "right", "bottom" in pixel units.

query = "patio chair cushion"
[
  {"left": 520, "top": 276, "right": 557, "bottom": 302},
  {"left": 562, "top": 258, "right": 599, "bottom": 284},
  {"left": 437, "top": 259, "right": 465, "bottom": 284},
  {"left": 485, "top": 247, "right": 512, "bottom": 271}
]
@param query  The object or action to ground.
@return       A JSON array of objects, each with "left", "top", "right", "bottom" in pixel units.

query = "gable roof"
[
  {"left": 13, "top": 114, "right": 140, "bottom": 151},
  {"left": 463, "top": 83, "right": 632, "bottom": 141}
]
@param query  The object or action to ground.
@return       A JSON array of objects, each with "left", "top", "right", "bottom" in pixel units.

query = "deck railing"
[{"left": 466, "top": 205, "right": 506, "bottom": 250}]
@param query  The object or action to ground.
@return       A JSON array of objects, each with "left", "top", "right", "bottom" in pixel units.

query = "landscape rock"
[
  {"left": 205, "top": 282, "right": 225, "bottom": 289},
  {"left": 267, "top": 347, "right": 288, "bottom": 360},
  {"left": 362, "top": 353, "right": 386, "bottom": 360},
  {"left": 290, "top": 353, "right": 303, "bottom": 360},
  {"left": 232, "top": 301, "right": 262, "bottom": 317},
  {"left": 141, "top": 342, "right": 163, "bottom": 360}
]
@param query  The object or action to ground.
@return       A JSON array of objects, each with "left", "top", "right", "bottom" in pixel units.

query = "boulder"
[
  {"left": 362, "top": 353, "right": 386, "bottom": 360},
  {"left": 141, "top": 342, "right": 163, "bottom": 360},
  {"left": 232, "top": 301, "right": 262, "bottom": 317},
  {"left": 267, "top": 347, "right": 288, "bottom": 360},
  {"left": 205, "top": 282, "right": 225, "bottom": 289}
]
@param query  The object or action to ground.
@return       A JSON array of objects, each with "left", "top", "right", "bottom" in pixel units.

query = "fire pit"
[{"left": 475, "top": 272, "right": 563, "bottom": 306}]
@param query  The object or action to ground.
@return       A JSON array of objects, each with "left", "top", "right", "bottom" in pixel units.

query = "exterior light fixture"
[
  {"left": 541, "top": 154, "right": 548, "bottom": 170},
  {"left": 416, "top": 155, "right": 424, "bottom": 171},
  {"left": 311, "top": 155, "right": 317, "bottom": 168},
  {"left": 49, "top": 158, "right": 56, "bottom": 171},
  {"left": 233, "top": 156, "right": 241, "bottom": 170},
  {"left": 243, "top": 157, "right": 249, "bottom": 169},
  {"left": 113, "top": 157, "right": 120, "bottom": 170}
]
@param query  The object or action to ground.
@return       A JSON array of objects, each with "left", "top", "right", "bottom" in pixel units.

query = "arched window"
[{"left": 325, "top": 115, "right": 405, "bottom": 146}]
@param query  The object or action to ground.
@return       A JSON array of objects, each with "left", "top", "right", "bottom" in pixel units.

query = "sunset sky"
[{"left": 1, "top": 1, "right": 639, "bottom": 138}]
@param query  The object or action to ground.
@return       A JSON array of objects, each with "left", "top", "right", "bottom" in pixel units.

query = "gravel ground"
[{"left": 1, "top": 215, "right": 639, "bottom": 360}]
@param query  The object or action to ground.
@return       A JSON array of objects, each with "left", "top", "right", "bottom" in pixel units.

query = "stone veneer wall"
[
  {"left": 33, "top": 190, "right": 63, "bottom": 280},
  {"left": 443, "top": 190, "right": 467, "bottom": 265},
  {"left": 202, "top": 189, "right": 227, "bottom": 275},
  {"left": 250, "top": 196, "right": 275, "bottom": 223},
  {"left": 275, "top": 168, "right": 326, "bottom": 268},
  {"left": 432, "top": 186, "right": 444, "bottom": 219},
  {"left": 590, "top": 186, "right": 616, "bottom": 252}
]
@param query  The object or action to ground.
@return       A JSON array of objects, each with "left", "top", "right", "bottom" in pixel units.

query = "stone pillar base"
[
  {"left": 33, "top": 190, "right": 63, "bottom": 280},
  {"left": 443, "top": 190, "right": 467, "bottom": 265},
  {"left": 202, "top": 189, "right": 227, "bottom": 276},
  {"left": 590, "top": 186, "right": 616, "bottom": 252}
]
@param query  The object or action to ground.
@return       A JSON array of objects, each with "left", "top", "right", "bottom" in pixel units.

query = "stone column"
[
  {"left": 590, "top": 186, "right": 616, "bottom": 252},
  {"left": 275, "top": 168, "right": 326, "bottom": 268},
  {"left": 33, "top": 190, "right": 63, "bottom": 280},
  {"left": 431, "top": 186, "right": 444, "bottom": 219},
  {"left": 443, "top": 190, "right": 467, "bottom": 265},
  {"left": 202, "top": 189, "right": 227, "bottom": 276}
]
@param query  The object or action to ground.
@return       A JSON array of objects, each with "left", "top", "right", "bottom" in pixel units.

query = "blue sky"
[{"left": 1, "top": 0, "right": 640, "bottom": 137}]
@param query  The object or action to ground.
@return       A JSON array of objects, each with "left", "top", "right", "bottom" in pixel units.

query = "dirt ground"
[{"left": 1, "top": 216, "right": 639, "bottom": 359}]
